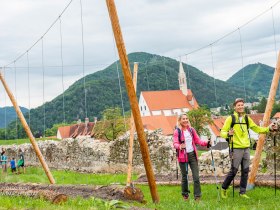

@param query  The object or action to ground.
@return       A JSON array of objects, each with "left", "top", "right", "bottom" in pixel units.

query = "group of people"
[
  {"left": 1, "top": 148, "right": 25, "bottom": 174},
  {"left": 173, "top": 98, "right": 277, "bottom": 201}
]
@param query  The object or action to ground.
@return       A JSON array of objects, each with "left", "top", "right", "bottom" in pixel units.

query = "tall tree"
[{"left": 187, "top": 107, "right": 213, "bottom": 136}]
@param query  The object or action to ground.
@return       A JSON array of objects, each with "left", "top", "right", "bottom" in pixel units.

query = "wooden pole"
[
  {"left": 127, "top": 62, "right": 138, "bottom": 186},
  {"left": 0, "top": 71, "right": 55, "bottom": 184},
  {"left": 247, "top": 51, "right": 280, "bottom": 189},
  {"left": 106, "top": 0, "right": 159, "bottom": 203}
]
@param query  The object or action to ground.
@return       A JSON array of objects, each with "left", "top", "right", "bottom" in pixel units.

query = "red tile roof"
[
  {"left": 273, "top": 112, "right": 280, "bottom": 119},
  {"left": 142, "top": 89, "right": 199, "bottom": 111},
  {"left": 209, "top": 117, "right": 226, "bottom": 137},
  {"left": 248, "top": 113, "right": 264, "bottom": 125},
  {"left": 209, "top": 114, "right": 266, "bottom": 137},
  {"left": 57, "top": 122, "right": 95, "bottom": 139},
  {"left": 141, "top": 115, "right": 178, "bottom": 135},
  {"left": 57, "top": 126, "right": 71, "bottom": 139}
]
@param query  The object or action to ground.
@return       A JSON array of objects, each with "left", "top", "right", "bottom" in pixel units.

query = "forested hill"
[
  {"left": 0, "top": 106, "right": 28, "bottom": 128},
  {"left": 22, "top": 52, "right": 257, "bottom": 134},
  {"left": 227, "top": 63, "right": 276, "bottom": 97}
]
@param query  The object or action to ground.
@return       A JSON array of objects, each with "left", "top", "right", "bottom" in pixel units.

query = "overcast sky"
[{"left": 1, "top": 0, "right": 280, "bottom": 108}]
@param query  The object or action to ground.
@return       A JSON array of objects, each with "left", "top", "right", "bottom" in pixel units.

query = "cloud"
[{"left": 0, "top": 0, "right": 280, "bottom": 108}]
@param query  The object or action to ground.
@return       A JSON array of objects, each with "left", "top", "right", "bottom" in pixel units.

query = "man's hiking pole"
[
  {"left": 229, "top": 135, "right": 235, "bottom": 198},
  {"left": 274, "top": 134, "right": 277, "bottom": 196},
  {"left": 208, "top": 137, "right": 220, "bottom": 201}
]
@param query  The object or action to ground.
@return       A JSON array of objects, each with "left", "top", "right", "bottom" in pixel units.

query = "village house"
[
  {"left": 139, "top": 62, "right": 199, "bottom": 135},
  {"left": 56, "top": 118, "right": 96, "bottom": 139}
]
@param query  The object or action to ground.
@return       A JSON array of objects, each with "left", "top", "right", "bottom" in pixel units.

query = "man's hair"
[{"left": 233, "top": 98, "right": 245, "bottom": 106}]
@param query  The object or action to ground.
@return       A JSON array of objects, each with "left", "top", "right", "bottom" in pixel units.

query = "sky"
[{"left": 1, "top": 0, "right": 280, "bottom": 108}]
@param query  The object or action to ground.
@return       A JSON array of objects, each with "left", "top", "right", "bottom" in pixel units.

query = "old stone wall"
[
  {"left": 0, "top": 130, "right": 267, "bottom": 175},
  {"left": 264, "top": 133, "right": 280, "bottom": 172}
]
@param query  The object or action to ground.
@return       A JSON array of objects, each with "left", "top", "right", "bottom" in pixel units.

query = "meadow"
[{"left": 0, "top": 167, "right": 278, "bottom": 210}]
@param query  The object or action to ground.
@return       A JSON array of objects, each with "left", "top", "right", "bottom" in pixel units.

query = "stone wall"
[
  {"left": 264, "top": 133, "right": 280, "bottom": 172},
  {"left": 0, "top": 130, "right": 267, "bottom": 175}
]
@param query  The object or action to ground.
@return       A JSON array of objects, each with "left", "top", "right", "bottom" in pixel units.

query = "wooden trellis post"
[
  {"left": 106, "top": 0, "right": 159, "bottom": 203},
  {"left": 247, "top": 51, "right": 280, "bottom": 189},
  {"left": 0, "top": 71, "right": 55, "bottom": 184},
  {"left": 127, "top": 62, "right": 138, "bottom": 186}
]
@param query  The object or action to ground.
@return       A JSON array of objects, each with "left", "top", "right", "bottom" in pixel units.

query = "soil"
[{"left": 135, "top": 173, "right": 280, "bottom": 188}]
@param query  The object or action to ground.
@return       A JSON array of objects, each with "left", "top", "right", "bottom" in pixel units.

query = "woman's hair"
[
  {"left": 178, "top": 113, "right": 188, "bottom": 121},
  {"left": 177, "top": 113, "right": 188, "bottom": 128}
]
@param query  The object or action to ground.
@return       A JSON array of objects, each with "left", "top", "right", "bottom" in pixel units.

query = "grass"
[
  {"left": 0, "top": 167, "right": 278, "bottom": 209},
  {"left": 0, "top": 137, "right": 59, "bottom": 145}
]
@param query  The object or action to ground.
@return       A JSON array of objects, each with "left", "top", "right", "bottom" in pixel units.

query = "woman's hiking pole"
[
  {"left": 176, "top": 159, "right": 179, "bottom": 180},
  {"left": 208, "top": 138, "right": 220, "bottom": 201}
]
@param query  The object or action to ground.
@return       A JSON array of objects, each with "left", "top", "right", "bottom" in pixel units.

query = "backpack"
[
  {"left": 175, "top": 127, "right": 194, "bottom": 157},
  {"left": 226, "top": 114, "right": 251, "bottom": 144}
]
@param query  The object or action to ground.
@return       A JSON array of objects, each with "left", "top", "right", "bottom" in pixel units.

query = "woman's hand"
[{"left": 180, "top": 143, "right": 186, "bottom": 150}]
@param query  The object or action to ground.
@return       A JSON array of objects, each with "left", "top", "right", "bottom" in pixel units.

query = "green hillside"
[
  {"left": 0, "top": 106, "right": 28, "bottom": 128},
  {"left": 3, "top": 52, "right": 260, "bottom": 137},
  {"left": 227, "top": 63, "right": 276, "bottom": 97}
]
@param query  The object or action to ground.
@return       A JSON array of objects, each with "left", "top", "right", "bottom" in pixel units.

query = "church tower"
[{"left": 178, "top": 62, "right": 188, "bottom": 96}]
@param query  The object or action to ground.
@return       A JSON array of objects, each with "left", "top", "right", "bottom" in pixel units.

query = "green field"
[
  {"left": 0, "top": 167, "right": 278, "bottom": 210},
  {"left": 0, "top": 138, "right": 59, "bottom": 145}
]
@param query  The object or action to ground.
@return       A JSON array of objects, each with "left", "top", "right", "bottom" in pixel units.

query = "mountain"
[
  {"left": 0, "top": 106, "right": 29, "bottom": 128},
  {"left": 227, "top": 63, "right": 276, "bottom": 97},
  {"left": 10, "top": 52, "right": 257, "bottom": 137}
]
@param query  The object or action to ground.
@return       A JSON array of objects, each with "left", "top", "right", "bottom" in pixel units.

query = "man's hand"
[
  {"left": 269, "top": 122, "right": 278, "bottom": 132},
  {"left": 228, "top": 128, "right": 234, "bottom": 136}
]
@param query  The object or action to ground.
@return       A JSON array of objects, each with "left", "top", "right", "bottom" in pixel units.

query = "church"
[{"left": 139, "top": 62, "right": 199, "bottom": 135}]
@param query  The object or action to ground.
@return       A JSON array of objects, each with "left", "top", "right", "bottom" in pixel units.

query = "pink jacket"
[{"left": 173, "top": 127, "right": 208, "bottom": 163}]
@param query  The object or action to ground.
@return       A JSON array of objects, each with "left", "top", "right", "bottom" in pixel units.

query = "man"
[{"left": 220, "top": 98, "right": 276, "bottom": 199}]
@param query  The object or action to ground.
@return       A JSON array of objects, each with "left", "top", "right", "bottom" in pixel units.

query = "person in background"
[
  {"left": 173, "top": 113, "right": 210, "bottom": 201},
  {"left": 17, "top": 148, "right": 25, "bottom": 174},
  {"left": 1, "top": 150, "right": 8, "bottom": 174},
  {"left": 220, "top": 98, "right": 277, "bottom": 199},
  {"left": 10, "top": 157, "right": 16, "bottom": 173}
]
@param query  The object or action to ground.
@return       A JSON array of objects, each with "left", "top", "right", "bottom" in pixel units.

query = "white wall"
[
  {"left": 173, "top": 109, "right": 182, "bottom": 115},
  {"left": 152, "top": 110, "right": 162, "bottom": 116},
  {"left": 139, "top": 93, "right": 151, "bottom": 116},
  {"left": 163, "top": 110, "right": 172, "bottom": 116}
]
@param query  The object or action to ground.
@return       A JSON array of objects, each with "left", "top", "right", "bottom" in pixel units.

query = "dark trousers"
[
  {"left": 222, "top": 148, "right": 250, "bottom": 194},
  {"left": 179, "top": 151, "right": 201, "bottom": 198}
]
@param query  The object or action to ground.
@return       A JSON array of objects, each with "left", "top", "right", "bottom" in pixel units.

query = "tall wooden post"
[
  {"left": 106, "top": 0, "right": 159, "bottom": 203},
  {"left": 0, "top": 71, "right": 55, "bottom": 184},
  {"left": 247, "top": 51, "right": 280, "bottom": 189},
  {"left": 127, "top": 62, "right": 138, "bottom": 186}
]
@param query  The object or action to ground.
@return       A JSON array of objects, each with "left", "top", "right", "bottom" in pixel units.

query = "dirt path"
[{"left": 135, "top": 173, "right": 280, "bottom": 188}]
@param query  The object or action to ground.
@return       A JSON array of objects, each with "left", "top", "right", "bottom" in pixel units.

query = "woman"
[{"left": 173, "top": 114, "right": 210, "bottom": 201}]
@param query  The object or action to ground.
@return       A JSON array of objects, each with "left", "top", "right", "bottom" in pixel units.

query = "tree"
[
  {"left": 272, "top": 102, "right": 280, "bottom": 117},
  {"left": 45, "top": 123, "right": 72, "bottom": 137},
  {"left": 253, "top": 97, "right": 267, "bottom": 113},
  {"left": 99, "top": 107, "right": 128, "bottom": 141},
  {"left": 187, "top": 107, "right": 213, "bottom": 137}
]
